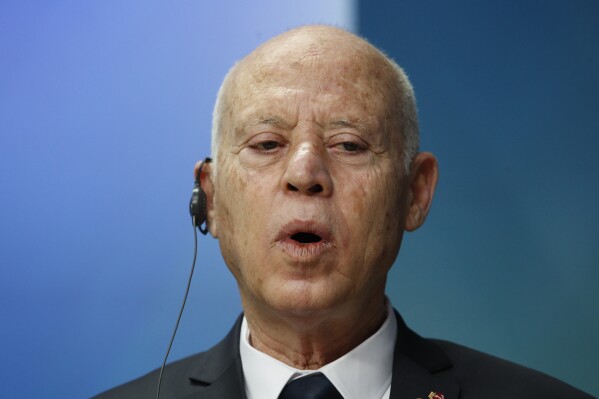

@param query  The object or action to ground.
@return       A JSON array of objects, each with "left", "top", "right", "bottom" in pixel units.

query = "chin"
[{"left": 264, "top": 280, "right": 348, "bottom": 318}]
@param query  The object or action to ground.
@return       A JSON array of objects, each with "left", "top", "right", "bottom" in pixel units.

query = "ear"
[
  {"left": 194, "top": 160, "right": 218, "bottom": 238},
  {"left": 405, "top": 152, "right": 439, "bottom": 232}
]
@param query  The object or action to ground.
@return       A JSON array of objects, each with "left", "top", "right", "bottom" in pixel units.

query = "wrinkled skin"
[{"left": 196, "top": 26, "right": 438, "bottom": 368}]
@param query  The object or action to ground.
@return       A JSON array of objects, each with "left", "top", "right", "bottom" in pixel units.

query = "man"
[{"left": 95, "top": 26, "right": 594, "bottom": 398}]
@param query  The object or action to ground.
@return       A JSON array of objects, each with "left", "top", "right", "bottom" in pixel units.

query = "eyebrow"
[
  {"left": 240, "top": 116, "right": 371, "bottom": 133},
  {"left": 258, "top": 116, "right": 284, "bottom": 125},
  {"left": 328, "top": 118, "right": 371, "bottom": 131},
  {"left": 243, "top": 116, "right": 292, "bottom": 130}
]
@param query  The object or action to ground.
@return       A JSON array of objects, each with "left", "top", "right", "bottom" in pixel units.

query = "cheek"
[
  {"left": 214, "top": 162, "right": 249, "bottom": 274},
  {"left": 340, "top": 167, "right": 405, "bottom": 264},
  {"left": 214, "top": 162, "right": 275, "bottom": 278},
  {"left": 216, "top": 160, "right": 252, "bottom": 222},
  {"left": 346, "top": 167, "right": 403, "bottom": 225}
]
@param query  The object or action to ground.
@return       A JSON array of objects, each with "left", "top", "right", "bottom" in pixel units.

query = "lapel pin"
[{"left": 428, "top": 392, "right": 445, "bottom": 399}]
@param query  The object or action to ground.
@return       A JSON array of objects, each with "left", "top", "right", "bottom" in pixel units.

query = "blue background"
[{"left": 0, "top": 1, "right": 596, "bottom": 398}]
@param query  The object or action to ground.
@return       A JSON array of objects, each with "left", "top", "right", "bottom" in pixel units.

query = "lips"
[{"left": 274, "top": 220, "right": 334, "bottom": 261}]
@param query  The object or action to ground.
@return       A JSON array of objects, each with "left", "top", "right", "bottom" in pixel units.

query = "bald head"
[{"left": 211, "top": 25, "right": 419, "bottom": 172}]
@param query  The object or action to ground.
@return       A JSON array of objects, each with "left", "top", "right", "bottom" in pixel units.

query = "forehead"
[{"left": 229, "top": 49, "right": 395, "bottom": 131}]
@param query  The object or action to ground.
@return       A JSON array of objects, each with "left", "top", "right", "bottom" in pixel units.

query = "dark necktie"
[{"left": 278, "top": 372, "right": 344, "bottom": 399}]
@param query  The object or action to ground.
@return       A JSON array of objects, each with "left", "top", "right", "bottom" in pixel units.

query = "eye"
[
  {"left": 327, "top": 134, "right": 368, "bottom": 155},
  {"left": 338, "top": 141, "right": 361, "bottom": 152},
  {"left": 255, "top": 140, "right": 280, "bottom": 151},
  {"left": 246, "top": 133, "right": 286, "bottom": 155},
  {"left": 325, "top": 133, "right": 370, "bottom": 163}
]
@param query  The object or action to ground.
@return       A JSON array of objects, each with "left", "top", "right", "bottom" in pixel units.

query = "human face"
[{"left": 211, "top": 52, "right": 410, "bottom": 320}]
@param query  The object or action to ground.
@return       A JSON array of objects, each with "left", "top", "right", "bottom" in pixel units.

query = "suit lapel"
[
  {"left": 181, "top": 311, "right": 460, "bottom": 399},
  {"left": 184, "top": 314, "right": 247, "bottom": 399},
  {"left": 390, "top": 311, "right": 460, "bottom": 399}
]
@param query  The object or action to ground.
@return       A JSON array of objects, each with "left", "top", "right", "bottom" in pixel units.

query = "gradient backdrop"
[{"left": 0, "top": 1, "right": 596, "bottom": 398}]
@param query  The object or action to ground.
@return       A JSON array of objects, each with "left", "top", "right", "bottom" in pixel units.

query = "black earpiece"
[
  {"left": 189, "top": 157, "right": 212, "bottom": 235},
  {"left": 158, "top": 157, "right": 212, "bottom": 399}
]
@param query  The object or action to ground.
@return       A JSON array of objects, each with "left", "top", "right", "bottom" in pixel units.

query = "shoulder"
[
  {"left": 431, "top": 339, "right": 595, "bottom": 398},
  {"left": 92, "top": 315, "right": 245, "bottom": 399},
  {"left": 91, "top": 351, "right": 205, "bottom": 399}
]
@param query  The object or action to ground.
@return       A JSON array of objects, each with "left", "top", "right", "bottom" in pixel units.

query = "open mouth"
[
  {"left": 275, "top": 221, "right": 333, "bottom": 260},
  {"left": 290, "top": 232, "right": 322, "bottom": 244}
]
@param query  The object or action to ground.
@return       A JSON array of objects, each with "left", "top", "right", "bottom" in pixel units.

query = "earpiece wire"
[{"left": 156, "top": 216, "right": 199, "bottom": 399}]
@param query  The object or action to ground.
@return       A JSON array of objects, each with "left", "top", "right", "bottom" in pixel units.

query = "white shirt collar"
[{"left": 239, "top": 301, "right": 397, "bottom": 399}]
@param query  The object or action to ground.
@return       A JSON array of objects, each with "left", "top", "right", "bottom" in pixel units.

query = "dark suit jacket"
[{"left": 94, "top": 311, "right": 594, "bottom": 398}]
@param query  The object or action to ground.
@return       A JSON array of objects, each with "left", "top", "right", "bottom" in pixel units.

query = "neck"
[{"left": 242, "top": 295, "right": 387, "bottom": 369}]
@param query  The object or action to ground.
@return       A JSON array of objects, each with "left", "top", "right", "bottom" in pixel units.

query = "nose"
[{"left": 282, "top": 141, "right": 333, "bottom": 196}]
